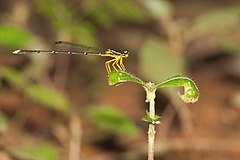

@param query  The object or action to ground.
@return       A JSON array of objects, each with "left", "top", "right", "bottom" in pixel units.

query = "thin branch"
[
  {"left": 69, "top": 115, "right": 82, "bottom": 160},
  {"left": 159, "top": 16, "right": 185, "bottom": 56}
]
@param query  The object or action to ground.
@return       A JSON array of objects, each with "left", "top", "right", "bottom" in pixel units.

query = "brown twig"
[{"left": 69, "top": 115, "right": 82, "bottom": 160}]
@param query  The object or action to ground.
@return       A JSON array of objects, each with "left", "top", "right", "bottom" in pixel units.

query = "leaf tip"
[{"left": 179, "top": 81, "right": 200, "bottom": 104}]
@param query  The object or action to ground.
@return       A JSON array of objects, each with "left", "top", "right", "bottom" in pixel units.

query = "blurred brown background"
[{"left": 0, "top": 0, "right": 240, "bottom": 160}]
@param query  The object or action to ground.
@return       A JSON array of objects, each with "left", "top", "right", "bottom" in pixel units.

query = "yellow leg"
[
  {"left": 105, "top": 61, "right": 111, "bottom": 74},
  {"left": 105, "top": 59, "right": 116, "bottom": 74},
  {"left": 111, "top": 59, "right": 119, "bottom": 71},
  {"left": 112, "top": 57, "right": 122, "bottom": 71},
  {"left": 116, "top": 61, "right": 123, "bottom": 71},
  {"left": 119, "top": 58, "right": 126, "bottom": 71}
]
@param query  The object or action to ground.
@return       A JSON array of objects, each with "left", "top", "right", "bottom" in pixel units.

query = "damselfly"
[{"left": 13, "top": 41, "right": 129, "bottom": 74}]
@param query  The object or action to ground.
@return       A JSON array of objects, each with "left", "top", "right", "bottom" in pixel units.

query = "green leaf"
[
  {"left": 154, "top": 114, "right": 161, "bottom": 120},
  {"left": 72, "top": 22, "right": 98, "bottom": 46},
  {"left": 155, "top": 75, "right": 199, "bottom": 103},
  {"left": 18, "top": 143, "right": 58, "bottom": 160},
  {"left": 1, "top": 68, "right": 70, "bottom": 112},
  {"left": 0, "top": 67, "right": 24, "bottom": 86},
  {"left": 24, "top": 84, "right": 70, "bottom": 112},
  {"left": 81, "top": 0, "right": 113, "bottom": 27},
  {"left": 141, "top": 115, "right": 153, "bottom": 123},
  {"left": 145, "top": 110, "right": 150, "bottom": 116},
  {"left": 139, "top": 38, "right": 184, "bottom": 82},
  {"left": 141, "top": 110, "right": 161, "bottom": 124},
  {"left": 35, "top": 0, "right": 98, "bottom": 45},
  {"left": 221, "top": 36, "right": 240, "bottom": 53},
  {"left": 0, "top": 113, "right": 8, "bottom": 133},
  {"left": 108, "top": 71, "right": 144, "bottom": 86},
  {"left": 0, "top": 25, "right": 33, "bottom": 49},
  {"left": 187, "top": 6, "right": 240, "bottom": 38},
  {"left": 88, "top": 106, "right": 139, "bottom": 135},
  {"left": 35, "top": 0, "right": 71, "bottom": 29},
  {"left": 82, "top": 0, "right": 145, "bottom": 27},
  {"left": 105, "top": 0, "right": 145, "bottom": 21},
  {"left": 141, "top": 0, "right": 173, "bottom": 18}
]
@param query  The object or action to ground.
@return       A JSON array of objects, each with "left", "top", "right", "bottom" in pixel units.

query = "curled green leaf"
[
  {"left": 155, "top": 75, "right": 199, "bottom": 103},
  {"left": 108, "top": 71, "right": 144, "bottom": 86}
]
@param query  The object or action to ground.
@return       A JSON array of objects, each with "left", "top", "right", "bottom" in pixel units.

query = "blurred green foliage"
[
  {"left": 0, "top": 25, "right": 34, "bottom": 49},
  {"left": 184, "top": 5, "right": 240, "bottom": 53},
  {"left": 17, "top": 143, "right": 58, "bottom": 160},
  {"left": 35, "top": 0, "right": 98, "bottom": 45},
  {"left": 82, "top": 0, "right": 145, "bottom": 26},
  {"left": 139, "top": 38, "right": 184, "bottom": 82},
  {"left": 0, "top": 112, "right": 8, "bottom": 133},
  {"left": 222, "top": 37, "right": 240, "bottom": 53},
  {"left": 33, "top": 0, "right": 145, "bottom": 45},
  {"left": 141, "top": 0, "right": 172, "bottom": 18},
  {"left": 0, "top": 67, "right": 70, "bottom": 113},
  {"left": 87, "top": 106, "right": 138, "bottom": 135},
  {"left": 187, "top": 6, "right": 240, "bottom": 39}
]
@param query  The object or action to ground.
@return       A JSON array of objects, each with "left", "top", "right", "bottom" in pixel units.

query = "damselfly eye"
[{"left": 123, "top": 50, "right": 129, "bottom": 54}]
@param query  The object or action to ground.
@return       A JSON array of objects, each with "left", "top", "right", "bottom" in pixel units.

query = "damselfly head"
[{"left": 123, "top": 50, "right": 129, "bottom": 57}]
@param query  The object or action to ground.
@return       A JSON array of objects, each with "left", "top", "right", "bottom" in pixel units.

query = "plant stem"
[
  {"left": 148, "top": 123, "right": 155, "bottom": 160},
  {"left": 145, "top": 82, "right": 157, "bottom": 160},
  {"left": 69, "top": 115, "right": 82, "bottom": 160}
]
